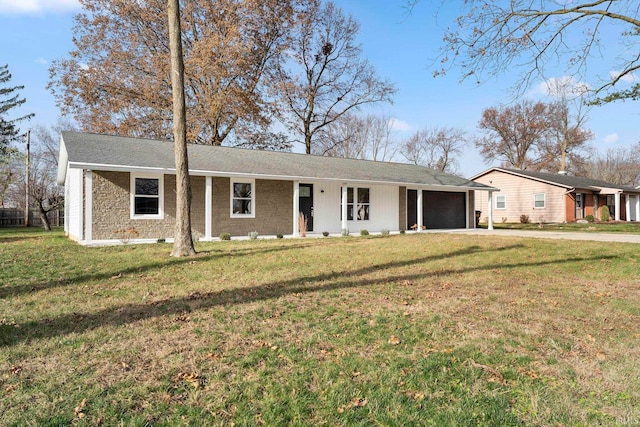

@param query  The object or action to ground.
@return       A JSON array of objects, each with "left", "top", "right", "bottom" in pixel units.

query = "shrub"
[
  {"left": 520, "top": 214, "right": 530, "bottom": 224},
  {"left": 341, "top": 228, "right": 350, "bottom": 237},
  {"left": 585, "top": 214, "right": 595, "bottom": 223},
  {"left": 322, "top": 231, "right": 329, "bottom": 237},
  {"left": 501, "top": 217, "right": 507, "bottom": 224},
  {"left": 601, "top": 205, "right": 610, "bottom": 222},
  {"left": 360, "top": 229, "right": 369, "bottom": 236},
  {"left": 399, "top": 230, "right": 405, "bottom": 234},
  {"left": 298, "top": 212, "right": 308, "bottom": 237},
  {"left": 381, "top": 229, "right": 390, "bottom": 236},
  {"left": 276, "top": 233, "right": 284, "bottom": 239},
  {"left": 156, "top": 238, "right": 166, "bottom": 244},
  {"left": 219, "top": 232, "right": 231, "bottom": 241},
  {"left": 248, "top": 231, "right": 259, "bottom": 240}
]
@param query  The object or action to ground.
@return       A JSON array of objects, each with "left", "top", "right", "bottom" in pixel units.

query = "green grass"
[
  {"left": 486, "top": 221, "right": 640, "bottom": 234},
  {"left": 1, "top": 227, "right": 640, "bottom": 426}
]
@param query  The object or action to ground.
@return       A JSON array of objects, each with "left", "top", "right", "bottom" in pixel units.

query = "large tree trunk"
[
  {"left": 37, "top": 202, "right": 52, "bottom": 231},
  {"left": 168, "top": 0, "right": 196, "bottom": 257}
]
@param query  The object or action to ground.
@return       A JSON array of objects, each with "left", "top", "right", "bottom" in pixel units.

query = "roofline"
[
  {"left": 66, "top": 161, "right": 497, "bottom": 192},
  {"left": 471, "top": 167, "right": 640, "bottom": 194}
]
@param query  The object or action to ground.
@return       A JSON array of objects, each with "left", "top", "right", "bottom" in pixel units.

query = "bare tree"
[
  {"left": 168, "top": 0, "right": 195, "bottom": 257},
  {"left": 475, "top": 100, "right": 552, "bottom": 170},
  {"left": 538, "top": 79, "right": 594, "bottom": 173},
  {"left": 316, "top": 113, "right": 397, "bottom": 161},
  {"left": 414, "top": 0, "right": 640, "bottom": 102},
  {"left": 275, "top": 0, "right": 396, "bottom": 154},
  {"left": 401, "top": 126, "right": 466, "bottom": 173},
  {"left": 49, "top": 0, "right": 293, "bottom": 148},
  {"left": 587, "top": 143, "right": 640, "bottom": 186},
  {"left": 6, "top": 123, "right": 66, "bottom": 230}
]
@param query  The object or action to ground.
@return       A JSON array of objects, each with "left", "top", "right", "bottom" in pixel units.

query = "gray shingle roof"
[
  {"left": 485, "top": 167, "right": 639, "bottom": 193},
  {"left": 60, "top": 131, "right": 493, "bottom": 190}
]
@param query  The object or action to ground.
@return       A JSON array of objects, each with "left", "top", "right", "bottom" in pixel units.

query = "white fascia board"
[
  {"left": 56, "top": 136, "right": 69, "bottom": 185},
  {"left": 66, "top": 162, "right": 497, "bottom": 192}
]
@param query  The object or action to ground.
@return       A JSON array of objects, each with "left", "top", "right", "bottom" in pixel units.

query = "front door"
[
  {"left": 575, "top": 193, "right": 584, "bottom": 220},
  {"left": 299, "top": 184, "right": 313, "bottom": 232}
]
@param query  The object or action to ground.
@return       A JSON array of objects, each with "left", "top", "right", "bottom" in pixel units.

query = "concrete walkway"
[{"left": 446, "top": 228, "right": 640, "bottom": 244}]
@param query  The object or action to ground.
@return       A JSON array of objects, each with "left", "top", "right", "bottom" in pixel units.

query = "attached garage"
[{"left": 406, "top": 190, "right": 468, "bottom": 230}]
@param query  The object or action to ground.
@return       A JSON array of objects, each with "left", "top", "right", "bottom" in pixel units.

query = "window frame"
[
  {"left": 495, "top": 194, "right": 507, "bottom": 210},
  {"left": 130, "top": 173, "right": 164, "bottom": 219},
  {"left": 341, "top": 187, "right": 371, "bottom": 221},
  {"left": 230, "top": 178, "right": 255, "bottom": 218},
  {"left": 533, "top": 193, "right": 546, "bottom": 209}
]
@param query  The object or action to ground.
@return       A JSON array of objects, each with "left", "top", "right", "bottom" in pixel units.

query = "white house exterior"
[{"left": 57, "top": 132, "right": 496, "bottom": 245}]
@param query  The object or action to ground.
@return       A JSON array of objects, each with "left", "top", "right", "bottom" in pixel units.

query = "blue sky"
[{"left": 1, "top": 0, "right": 638, "bottom": 177}]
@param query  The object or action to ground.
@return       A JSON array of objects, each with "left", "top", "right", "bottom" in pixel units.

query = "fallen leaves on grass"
[
  {"left": 175, "top": 372, "right": 205, "bottom": 389},
  {"left": 337, "top": 397, "right": 368, "bottom": 413},
  {"left": 466, "top": 359, "right": 506, "bottom": 384},
  {"left": 388, "top": 335, "right": 401, "bottom": 345},
  {"left": 74, "top": 398, "right": 87, "bottom": 419}
]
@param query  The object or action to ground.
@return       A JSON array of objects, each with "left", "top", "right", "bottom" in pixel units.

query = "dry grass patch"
[{"left": 1, "top": 228, "right": 639, "bottom": 425}]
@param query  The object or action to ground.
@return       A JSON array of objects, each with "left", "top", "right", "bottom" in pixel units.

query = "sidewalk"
[{"left": 449, "top": 228, "right": 640, "bottom": 244}]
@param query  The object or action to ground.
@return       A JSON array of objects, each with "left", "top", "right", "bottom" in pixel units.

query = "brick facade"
[
  {"left": 212, "top": 178, "right": 293, "bottom": 237},
  {"left": 91, "top": 171, "right": 205, "bottom": 241}
]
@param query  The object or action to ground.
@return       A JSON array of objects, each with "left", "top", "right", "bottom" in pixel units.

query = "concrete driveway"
[{"left": 448, "top": 228, "right": 640, "bottom": 244}]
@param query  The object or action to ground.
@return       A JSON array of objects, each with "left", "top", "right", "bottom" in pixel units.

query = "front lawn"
[
  {"left": 1, "top": 228, "right": 639, "bottom": 426},
  {"left": 486, "top": 221, "right": 640, "bottom": 234}
]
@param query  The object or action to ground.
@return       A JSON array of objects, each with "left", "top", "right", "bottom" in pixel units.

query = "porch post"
[
  {"left": 625, "top": 194, "right": 631, "bottom": 222},
  {"left": 615, "top": 192, "right": 621, "bottom": 221},
  {"left": 636, "top": 195, "right": 640, "bottom": 222},
  {"left": 341, "top": 185, "right": 348, "bottom": 233},
  {"left": 205, "top": 176, "right": 212, "bottom": 240},
  {"left": 85, "top": 170, "right": 92, "bottom": 245},
  {"left": 293, "top": 181, "right": 300, "bottom": 237},
  {"left": 417, "top": 189, "right": 423, "bottom": 232},
  {"left": 487, "top": 190, "right": 494, "bottom": 230}
]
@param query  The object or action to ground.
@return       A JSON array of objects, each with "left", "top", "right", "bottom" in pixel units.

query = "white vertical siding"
[
  {"left": 65, "top": 168, "right": 84, "bottom": 241},
  {"left": 474, "top": 171, "right": 568, "bottom": 223},
  {"left": 312, "top": 182, "right": 399, "bottom": 233}
]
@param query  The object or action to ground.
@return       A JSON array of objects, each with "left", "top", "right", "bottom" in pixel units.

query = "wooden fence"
[{"left": 0, "top": 208, "right": 64, "bottom": 227}]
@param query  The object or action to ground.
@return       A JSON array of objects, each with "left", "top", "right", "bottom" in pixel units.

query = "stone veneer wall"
[
  {"left": 91, "top": 171, "right": 205, "bottom": 241},
  {"left": 212, "top": 177, "right": 293, "bottom": 237}
]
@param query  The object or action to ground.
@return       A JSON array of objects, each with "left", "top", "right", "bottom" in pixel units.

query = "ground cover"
[
  {"left": 489, "top": 221, "right": 640, "bottom": 234},
  {"left": 1, "top": 227, "right": 639, "bottom": 426}
]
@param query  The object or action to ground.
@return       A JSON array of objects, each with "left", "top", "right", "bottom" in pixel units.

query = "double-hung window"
[
  {"left": 534, "top": 193, "right": 545, "bottom": 209},
  {"left": 495, "top": 194, "right": 506, "bottom": 210},
  {"left": 131, "top": 174, "right": 163, "bottom": 219},
  {"left": 231, "top": 179, "right": 255, "bottom": 218},
  {"left": 342, "top": 187, "right": 370, "bottom": 221}
]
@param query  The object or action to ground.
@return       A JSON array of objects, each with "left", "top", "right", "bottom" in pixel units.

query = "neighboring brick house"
[
  {"left": 57, "top": 132, "right": 497, "bottom": 245},
  {"left": 472, "top": 167, "right": 640, "bottom": 224}
]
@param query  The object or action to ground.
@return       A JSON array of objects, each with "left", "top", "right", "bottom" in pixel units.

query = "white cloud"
[
  {"left": 609, "top": 70, "right": 638, "bottom": 84},
  {"left": 530, "top": 76, "right": 591, "bottom": 99},
  {"left": 0, "top": 0, "right": 80, "bottom": 15},
  {"left": 35, "top": 57, "right": 48, "bottom": 65},
  {"left": 389, "top": 118, "right": 411, "bottom": 132},
  {"left": 603, "top": 133, "right": 619, "bottom": 144}
]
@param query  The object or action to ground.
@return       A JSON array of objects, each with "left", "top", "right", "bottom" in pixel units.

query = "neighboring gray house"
[
  {"left": 57, "top": 132, "right": 496, "bottom": 245},
  {"left": 472, "top": 167, "right": 640, "bottom": 223}
]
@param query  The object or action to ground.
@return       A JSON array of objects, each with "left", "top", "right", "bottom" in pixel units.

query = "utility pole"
[{"left": 24, "top": 130, "right": 30, "bottom": 227}]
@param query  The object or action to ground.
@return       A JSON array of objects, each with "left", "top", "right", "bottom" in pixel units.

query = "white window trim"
[
  {"left": 534, "top": 193, "right": 546, "bottom": 209},
  {"left": 230, "top": 178, "right": 256, "bottom": 218},
  {"left": 130, "top": 173, "right": 164, "bottom": 219},
  {"left": 342, "top": 186, "right": 371, "bottom": 222},
  {"left": 495, "top": 194, "right": 507, "bottom": 210}
]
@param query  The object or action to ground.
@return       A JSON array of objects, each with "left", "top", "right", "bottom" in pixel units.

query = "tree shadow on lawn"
[
  {"left": 2, "top": 244, "right": 619, "bottom": 347},
  {"left": 0, "top": 240, "right": 329, "bottom": 300}
]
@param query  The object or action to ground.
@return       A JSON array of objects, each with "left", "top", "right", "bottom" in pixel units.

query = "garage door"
[{"left": 423, "top": 191, "right": 466, "bottom": 229}]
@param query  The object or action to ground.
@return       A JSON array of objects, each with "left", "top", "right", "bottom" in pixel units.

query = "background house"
[
  {"left": 57, "top": 132, "right": 496, "bottom": 245},
  {"left": 472, "top": 167, "right": 640, "bottom": 224}
]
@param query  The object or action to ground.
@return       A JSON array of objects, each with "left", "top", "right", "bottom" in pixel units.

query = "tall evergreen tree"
[{"left": 0, "top": 64, "right": 34, "bottom": 156}]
